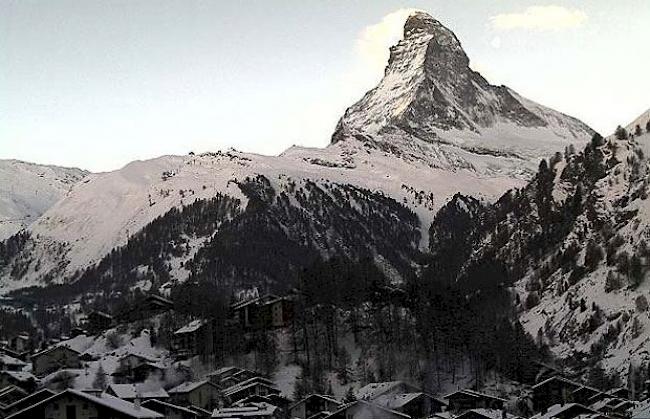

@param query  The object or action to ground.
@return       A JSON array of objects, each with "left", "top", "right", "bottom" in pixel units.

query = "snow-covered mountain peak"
[{"left": 332, "top": 13, "right": 593, "bottom": 172}]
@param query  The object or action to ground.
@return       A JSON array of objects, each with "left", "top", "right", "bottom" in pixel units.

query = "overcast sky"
[{"left": 1, "top": 0, "right": 649, "bottom": 172}]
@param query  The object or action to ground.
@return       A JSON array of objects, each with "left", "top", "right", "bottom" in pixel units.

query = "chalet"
[
  {"left": 220, "top": 369, "right": 262, "bottom": 388},
  {"left": 230, "top": 294, "right": 294, "bottom": 330},
  {"left": 530, "top": 403, "right": 598, "bottom": 419},
  {"left": 212, "top": 402, "right": 282, "bottom": 419},
  {"left": 223, "top": 377, "right": 281, "bottom": 404},
  {"left": 4, "top": 388, "right": 163, "bottom": 419},
  {"left": 113, "top": 353, "right": 164, "bottom": 383},
  {"left": 172, "top": 320, "right": 211, "bottom": 358},
  {"left": 289, "top": 394, "right": 342, "bottom": 419},
  {"left": 208, "top": 366, "right": 241, "bottom": 383},
  {"left": 590, "top": 397, "right": 634, "bottom": 418},
  {"left": 607, "top": 388, "right": 630, "bottom": 400},
  {"left": 0, "top": 354, "right": 26, "bottom": 372},
  {"left": 455, "top": 409, "right": 520, "bottom": 419},
  {"left": 31, "top": 345, "right": 81, "bottom": 376},
  {"left": 0, "top": 388, "right": 55, "bottom": 418},
  {"left": 85, "top": 310, "right": 114, "bottom": 333},
  {"left": 0, "top": 386, "right": 28, "bottom": 409},
  {"left": 7, "top": 335, "right": 31, "bottom": 356},
  {"left": 572, "top": 385, "right": 604, "bottom": 405},
  {"left": 106, "top": 383, "right": 170, "bottom": 402},
  {"left": 0, "top": 371, "right": 38, "bottom": 393},
  {"left": 532, "top": 376, "right": 582, "bottom": 411},
  {"left": 374, "top": 392, "right": 447, "bottom": 418},
  {"left": 444, "top": 390, "right": 507, "bottom": 413},
  {"left": 131, "top": 362, "right": 166, "bottom": 383},
  {"left": 168, "top": 380, "right": 221, "bottom": 411},
  {"left": 325, "top": 399, "right": 411, "bottom": 419},
  {"left": 142, "top": 399, "right": 202, "bottom": 419},
  {"left": 356, "top": 381, "right": 421, "bottom": 401},
  {"left": 235, "top": 393, "right": 292, "bottom": 411}
]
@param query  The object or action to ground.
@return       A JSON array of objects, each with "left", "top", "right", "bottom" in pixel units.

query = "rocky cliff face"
[{"left": 333, "top": 12, "right": 593, "bottom": 175}]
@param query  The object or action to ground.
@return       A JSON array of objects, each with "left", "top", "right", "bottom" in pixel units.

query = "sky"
[{"left": 1, "top": 0, "right": 649, "bottom": 172}]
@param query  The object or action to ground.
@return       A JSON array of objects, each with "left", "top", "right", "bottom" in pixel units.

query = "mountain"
[
  {"left": 0, "top": 160, "right": 88, "bottom": 240},
  {"left": 427, "top": 109, "right": 650, "bottom": 377},
  {"left": 0, "top": 12, "right": 592, "bottom": 296},
  {"left": 332, "top": 12, "right": 593, "bottom": 175}
]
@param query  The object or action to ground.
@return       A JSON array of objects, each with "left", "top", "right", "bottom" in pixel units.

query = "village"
[{"left": 0, "top": 291, "right": 648, "bottom": 419}]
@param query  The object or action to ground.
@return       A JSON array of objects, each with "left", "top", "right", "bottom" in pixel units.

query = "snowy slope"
[
  {"left": 443, "top": 108, "right": 650, "bottom": 377},
  {"left": 0, "top": 12, "right": 593, "bottom": 292},
  {"left": 0, "top": 160, "right": 88, "bottom": 240}
]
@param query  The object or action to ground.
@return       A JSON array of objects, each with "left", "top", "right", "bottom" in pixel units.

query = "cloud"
[
  {"left": 490, "top": 36, "right": 502, "bottom": 49},
  {"left": 490, "top": 5, "right": 587, "bottom": 31},
  {"left": 355, "top": 8, "right": 423, "bottom": 72}
]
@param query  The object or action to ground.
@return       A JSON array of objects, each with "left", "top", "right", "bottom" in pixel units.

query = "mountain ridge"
[{"left": 0, "top": 12, "right": 593, "bottom": 297}]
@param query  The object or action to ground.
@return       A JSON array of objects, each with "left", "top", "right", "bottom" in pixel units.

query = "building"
[
  {"left": 223, "top": 377, "right": 281, "bottom": 404},
  {"left": 168, "top": 380, "right": 221, "bottom": 411},
  {"left": 212, "top": 402, "right": 282, "bottom": 419},
  {"left": 444, "top": 390, "right": 507, "bottom": 413},
  {"left": 0, "top": 354, "right": 27, "bottom": 372},
  {"left": 113, "top": 353, "right": 164, "bottom": 383},
  {"left": 325, "top": 399, "right": 411, "bottom": 419},
  {"left": 142, "top": 399, "right": 202, "bottom": 419},
  {"left": 235, "top": 394, "right": 292, "bottom": 412},
  {"left": 106, "top": 383, "right": 169, "bottom": 403},
  {"left": 0, "top": 371, "right": 39, "bottom": 393},
  {"left": 0, "top": 386, "right": 28, "bottom": 409},
  {"left": 356, "top": 381, "right": 421, "bottom": 401},
  {"left": 289, "top": 394, "right": 342, "bottom": 419},
  {"left": 455, "top": 409, "right": 520, "bottom": 419},
  {"left": 85, "top": 310, "right": 114, "bottom": 334},
  {"left": 31, "top": 345, "right": 81, "bottom": 377},
  {"left": 572, "top": 385, "right": 604, "bottom": 405},
  {"left": 7, "top": 335, "right": 31, "bottom": 356},
  {"left": 530, "top": 403, "right": 598, "bottom": 419},
  {"left": 230, "top": 294, "right": 294, "bottom": 330},
  {"left": 172, "top": 320, "right": 211, "bottom": 358},
  {"left": 532, "top": 376, "right": 582, "bottom": 411},
  {"left": 0, "top": 388, "right": 55, "bottom": 418},
  {"left": 5, "top": 388, "right": 163, "bottom": 419},
  {"left": 374, "top": 392, "right": 447, "bottom": 418}
]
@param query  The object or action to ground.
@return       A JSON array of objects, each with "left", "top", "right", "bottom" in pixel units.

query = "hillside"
[
  {"left": 426, "top": 110, "right": 650, "bottom": 378},
  {"left": 0, "top": 160, "right": 88, "bottom": 240}
]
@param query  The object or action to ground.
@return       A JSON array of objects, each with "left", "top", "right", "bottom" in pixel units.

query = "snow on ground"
[{"left": 0, "top": 159, "right": 87, "bottom": 240}]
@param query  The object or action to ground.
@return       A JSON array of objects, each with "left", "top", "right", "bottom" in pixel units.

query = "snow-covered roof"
[
  {"left": 223, "top": 377, "right": 279, "bottom": 396},
  {"left": 5, "top": 389, "right": 163, "bottom": 419},
  {"left": 327, "top": 399, "right": 411, "bottom": 419},
  {"left": 0, "top": 354, "right": 27, "bottom": 367},
  {"left": 168, "top": 380, "right": 214, "bottom": 394},
  {"left": 457, "top": 408, "right": 520, "bottom": 419},
  {"left": 373, "top": 392, "right": 425, "bottom": 409},
  {"left": 443, "top": 389, "right": 507, "bottom": 402},
  {"left": 356, "top": 381, "right": 419, "bottom": 400},
  {"left": 174, "top": 319, "right": 206, "bottom": 335},
  {"left": 31, "top": 343, "right": 80, "bottom": 359},
  {"left": 0, "top": 371, "right": 37, "bottom": 383},
  {"left": 289, "top": 394, "right": 340, "bottom": 410},
  {"left": 531, "top": 375, "right": 581, "bottom": 390},
  {"left": 142, "top": 399, "right": 199, "bottom": 416},
  {"left": 530, "top": 403, "right": 596, "bottom": 419},
  {"left": 107, "top": 383, "right": 169, "bottom": 400},
  {"left": 212, "top": 402, "right": 278, "bottom": 418}
]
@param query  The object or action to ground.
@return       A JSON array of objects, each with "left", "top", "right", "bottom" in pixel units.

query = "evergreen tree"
[
  {"left": 615, "top": 125, "right": 628, "bottom": 141},
  {"left": 636, "top": 125, "right": 643, "bottom": 137},
  {"left": 646, "top": 120, "right": 650, "bottom": 134},
  {"left": 92, "top": 364, "right": 107, "bottom": 390}
]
